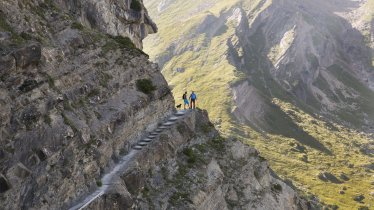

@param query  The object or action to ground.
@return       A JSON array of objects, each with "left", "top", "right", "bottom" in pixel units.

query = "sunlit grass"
[{"left": 238, "top": 99, "right": 373, "bottom": 209}]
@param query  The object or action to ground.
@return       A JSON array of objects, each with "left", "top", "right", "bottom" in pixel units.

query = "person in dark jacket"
[{"left": 182, "top": 91, "right": 189, "bottom": 109}]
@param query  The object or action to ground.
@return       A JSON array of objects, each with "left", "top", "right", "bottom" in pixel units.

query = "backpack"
[{"left": 182, "top": 93, "right": 186, "bottom": 100}]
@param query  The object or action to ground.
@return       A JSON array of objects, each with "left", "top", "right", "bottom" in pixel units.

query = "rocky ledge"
[{"left": 86, "top": 110, "right": 310, "bottom": 210}]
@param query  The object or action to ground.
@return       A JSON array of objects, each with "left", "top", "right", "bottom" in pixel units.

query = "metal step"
[
  {"left": 141, "top": 138, "right": 152, "bottom": 142},
  {"left": 175, "top": 110, "right": 187, "bottom": 116},
  {"left": 133, "top": 145, "right": 142, "bottom": 150},
  {"left": 163, "top": 121, "right": 174, "bottom": 126},
  {"left": 168, "top": 116, "right": 179, "bottom": 121},
  {"left": 137, "top": 142, "right": 148, "bottom": 146}
]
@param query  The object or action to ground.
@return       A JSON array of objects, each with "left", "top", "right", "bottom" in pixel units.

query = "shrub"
[
  {"left": 102, "top": 36, "right": 136, "bottom": 53},
  {"left": 71, "top": 22, "right": 84, "bottom": 30},
  {"left": 271, "top": 183, "right": 283, "bottom": 193},
  {"left": 183, "top": 148, "right": 197, "bottom": 165},
  {"left": 130, "top": 0, "right": 142, "bottom": 12},
  {"left": 136, "top": 79, "right": 156, "bottom": 94},
  {"left": 112, "top": 36, "right": 135, "bottom": 48},
  {"left": 96, "top": 180, "right": 102, "bottom": 187}
]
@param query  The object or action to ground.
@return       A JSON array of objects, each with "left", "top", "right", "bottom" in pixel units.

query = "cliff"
[
  {"left": 0, "top": 0, "right": 173, "bottom": 209},
  {"left": 0, "top": 0, "right": 309, "bottom": 209}
]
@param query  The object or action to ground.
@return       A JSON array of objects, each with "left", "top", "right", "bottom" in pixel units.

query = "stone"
[
  {"left": 339, "top": 190, "right": 345, "bottom": 194},
  {"left": 0, "top": 174, "right": 10, "bottom": 193},
  {"left": 12, "top": 44, "right": 41, "bottom": 68},
  {"left": 317, "top": 172, "right": 343, "bottom": 184},
  {"left": 122, "top": 169, "right": 145, "bottom": 195},
  {"left": 353, "top": 194, "right": 365, "bottom": 202},
  {"left": 0, "top": 32, "right": 11, "bottom": 41},
  {"left": 13, "top": 163, "right": 32, "bottom": 178},
  {"left": 0, "top": 149, "right": 5, "bottom": 160},
  {"left": 0, "top": 54, "right": 16, "bottom": 78},
  {"left": 339, "top": 173, "right": 350, "bottom": 181},
  {"left": 175, "top": 67, "right": 185, "bottom": 73}
]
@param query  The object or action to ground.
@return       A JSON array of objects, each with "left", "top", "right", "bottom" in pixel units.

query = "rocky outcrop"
[
  {"left": 0, "top": 0, "right": 173, "bottom": 209},
  {"left": 85, "top": 110, "right": 310, "bottom": 210},
  {"left": 1, "top": 0, "right": 156, "bottom": 49}
]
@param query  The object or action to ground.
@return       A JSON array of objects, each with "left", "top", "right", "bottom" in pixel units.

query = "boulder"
[
  {"left": 339, "top": 173, "right": 349, "bottom": 181},
  {"left": 353, "top": 194, "right": 365, "bottom": 202},
  {"left": 0, "top": 32, "right": 11, "bottom": 41},
  {"left": 0, "top": 174, "right": 10, "bottom": 193},
  {"left": 122, "top": 168, "right": 145, "bottom": 195},
  {"left": 9, "top": 163, "right": 32, "bottom": 179},
  {"left": 12, "top": 44, "right": 41, "bottom": 68},
  {"left": 0, "top": 149, "right": 5, "bottom": 160},
  {"left": 0, "top": 54, "right": 16, "bottom": 78},
  {"left": 317, "top": 172, "right": 343, "bottom": 184}
]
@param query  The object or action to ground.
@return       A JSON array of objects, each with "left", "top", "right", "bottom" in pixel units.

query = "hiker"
[
  {"left": 189, "top": 91, "right": 197, "bottom": 109},
  {"left": 182, "top": 91, "right": 189, "bottom": 109}
]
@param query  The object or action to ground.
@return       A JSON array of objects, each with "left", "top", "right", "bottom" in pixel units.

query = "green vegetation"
[
  {"left": 169, "top": 191, "right": 190, "bottom": 205},
  {"left": 43, "top": 114, "right": 52, "bottom": 126},
  {"left": 130, "top": 0, "right": 142, "bottom": 12},
  {"left": 183, "top": 148, "right": 197, "bottom": 166},
  {"left": 237, "top": 99, "right": 374, "bottom": 209},
  {"left": 61, "top": 113, "right": 78, "bottom": 133},
  {"left": 201, "top": 123, "right": 214, "bottom": 133},
  {"left": 0, "top": 11, "right": 24, "bottom": 44},
  {"left": 96, "top": 180, "right": 102, "bottom": 187},
  {"left": 98, "top": 71, "right": 113, "bottom": 88},
  {"left": 271, "top": 183, "right": 283, "bottom": 193},
  {"left": 87, "top": 88, "right": 100, "bottom": 98},
  {"left": 20, "top": 32, "right": 32, "bottom": 40},
  {"left": 71, "top": 22, "right": 84, "bottom": 30},
  {"left": 63, "top": 100, "right": 74, "bottom": 111},
  {"left": 112, "top": 36, "right": 135, "bottom": 48},
  {"left": 0, "top": 11, "right": 14, "bottom": 32},
  {"left": 102, "top": 36, "right": 135, "bottom": 53},
  {"left": 136, "top": 79, "right": 156, "bottom": 94}
]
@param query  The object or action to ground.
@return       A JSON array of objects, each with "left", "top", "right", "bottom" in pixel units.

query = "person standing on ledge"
[
  {"left": 189, "top": 91, "right": 197, "bottom": 109},
  {"left": 182, "top": 91, "right": 189, "bottom": 110}
]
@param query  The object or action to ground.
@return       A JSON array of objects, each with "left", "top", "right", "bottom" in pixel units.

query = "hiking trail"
[{"left": 69, "top": 110, "right": 189, "bottom": 210}]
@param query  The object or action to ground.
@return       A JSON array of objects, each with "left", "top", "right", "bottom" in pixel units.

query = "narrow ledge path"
[{"left": 69, "top": 110, "right": 189, "bottom": 210}]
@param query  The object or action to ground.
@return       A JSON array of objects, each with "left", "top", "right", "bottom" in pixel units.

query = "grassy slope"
[
  {"left": 144, "top": 0, "right": 374, "bottom": 209},
  {"left": 144, "top": 0, "right": 243, "bottom": 132},
  {"left": 240, "top": 99, "right": 373, "bottom": 209}
]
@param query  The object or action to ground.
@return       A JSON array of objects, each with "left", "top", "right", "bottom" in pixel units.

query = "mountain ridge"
[{"left": 144, "top": 0, "right": 374, "bottom": 208}]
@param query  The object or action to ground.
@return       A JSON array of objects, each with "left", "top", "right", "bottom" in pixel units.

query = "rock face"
[
  {"left": 0, "top": 0, "right": 172, "bottom": 209},
  {"left": 86, "top": 110, "right": 310, "bottom": 210},
  {"left": 1, "top": 0, "right": 157, "bottom": 49}
]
